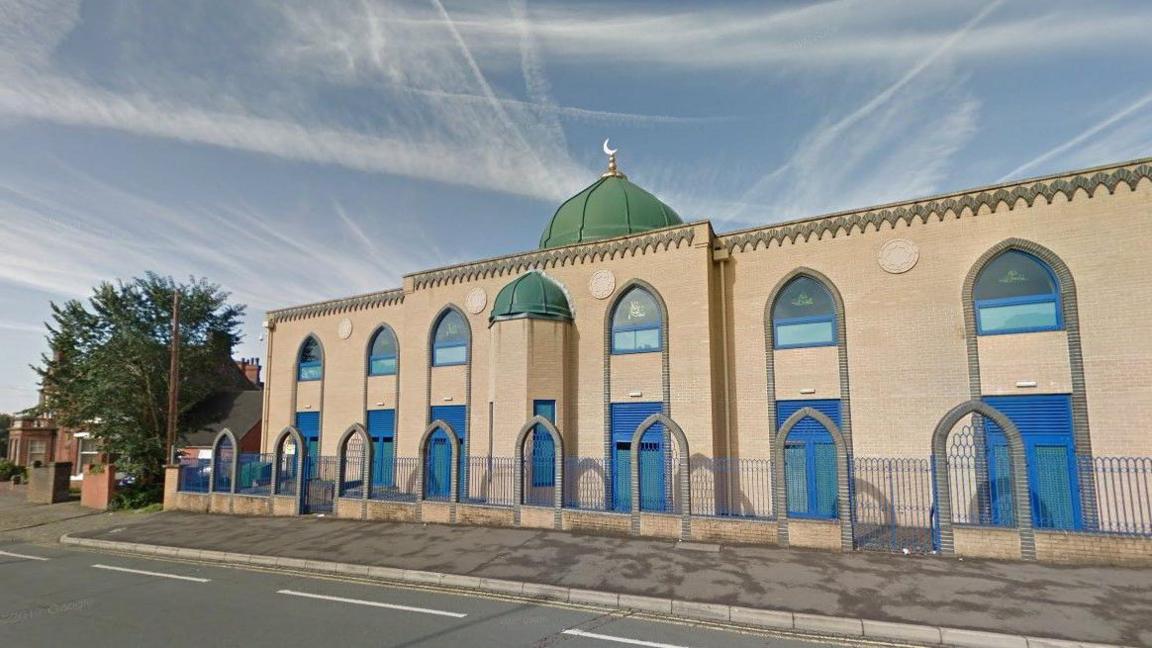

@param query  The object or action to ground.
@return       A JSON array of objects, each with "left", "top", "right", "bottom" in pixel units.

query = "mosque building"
[{"left": 177, "top": 148, "right": 1152, "bottom": 563}]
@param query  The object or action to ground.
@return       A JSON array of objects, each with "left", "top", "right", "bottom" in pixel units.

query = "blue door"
[
  {"left": 610, "top": 402, "right": 664, "bottom": 512},
  {"left": 296, "top": 411, "right": 331, "bottom": 513},
  {"left": 367, "top": 409, "right": 395, "bottom": 489},
  {"left": 984, "top": 394, "right": 1081, "bottom": 530},
  {"left": 777, "top": 400, "right": 840, "bottom": 519},
  {"left": 430, "top": 405, "right": 467, "bottom": 497}
]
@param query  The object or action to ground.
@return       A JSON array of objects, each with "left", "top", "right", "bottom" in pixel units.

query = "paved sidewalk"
[
  {"left": 0, "top": 488, "right": 157, "bottom": 544},
  {"left": 71, "top": 512, "right": 1152, "bottom": 646}
]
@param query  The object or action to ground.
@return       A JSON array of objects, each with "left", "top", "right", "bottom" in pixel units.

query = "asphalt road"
[{"left": 0, "top": 542, "right": 865, "bottom": 648}]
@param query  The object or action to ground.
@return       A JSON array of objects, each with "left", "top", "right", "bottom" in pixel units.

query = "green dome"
[
  {"left": 490, "top": 271, "right": 573, "bottom": 324},
  {"left": 539, "top": 173, "right": 683, "bottom": 249}
]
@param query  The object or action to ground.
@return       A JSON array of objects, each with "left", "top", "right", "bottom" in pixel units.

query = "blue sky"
[{"left": 2, "top": 0, "right": 1151, "bottom": 412}]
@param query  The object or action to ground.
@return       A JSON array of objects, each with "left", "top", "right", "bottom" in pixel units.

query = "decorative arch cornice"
[
  {"left": 337, "top": 423, "right": 370, "bottom": 452},
  {"left": 410, "top": 225, "right": 697, "bottom": 290},
  {"left": 930, "top": 400, "right": 1036, "bottom": 560},
  {"left": 772, "top": 407, "right": 853, "bottom": 551},
  {"left": 719, "top": 160, "right": 1152, "bottom": 253},
  {"left": 267, "top": 289, "right": 404, "bottom": 324}
]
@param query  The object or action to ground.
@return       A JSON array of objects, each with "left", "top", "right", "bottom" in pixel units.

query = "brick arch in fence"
[
  {"left": 513, "top": 415, "right": 564, "bottom": 528},
  {"left": 773, "top": 407, "right": 853, "bottom": 551},
  {"left": 416, "top": 420, "right": 461, "bottom": 509},
  {"left": 337, "top": 423, "right": 371, "bottom": 499},
  {"left": 629, "top": 413, "right": 691, "bottom": 540},
  {"left": 931, "top": 400, "right": 1036, "bottom": 560},
  {"left": 209, "top": 428, "right": 239, "bottom": 494},
  {"left": 271, "top": 426, "right": 305, "bottom": 498}
]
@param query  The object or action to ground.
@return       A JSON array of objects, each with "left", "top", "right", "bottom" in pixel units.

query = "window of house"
[
  {"left": 432, "top": 310, "right": 469, "bottom": 366},
  {"left": 773, "top": 276, "right": 836, "bottom": 349},
  {"left": 76, "top": 437, "right": 100, "bottom": 474},
  {"left": 368, "top": 326, "right": 398, "bottom": 376},
  {"left": 297, "top": 337, "right": 323, "bottom": 381},
  {"left": 973, "top": 250, "right": 1062, "bottom": 335},
  {"left": 28, "top": 440, "right": 47, "bottom": 466},
  {"left": 611, "top": 287, "right": 662, "bottom": 354}
]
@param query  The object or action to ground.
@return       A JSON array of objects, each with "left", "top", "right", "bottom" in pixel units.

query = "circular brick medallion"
[
  {"left": 337, "top": 317, "right": 353, "bottom": 340},
  {"left": 878, "top": 239, "right": 920, "bottom": 274},
  {"left": 465, "top": 288, "right": 487, "bottom": 314},
  {"left": 589, "top": 269, "right": 616, "bottom": 300}
]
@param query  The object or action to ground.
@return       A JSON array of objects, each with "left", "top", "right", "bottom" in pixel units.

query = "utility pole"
[{"left": 165, "top": 291, "right": 181, "bottom": 465}]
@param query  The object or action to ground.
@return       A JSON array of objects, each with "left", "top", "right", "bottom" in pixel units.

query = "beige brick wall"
[
  {"left": 1034, "top": 530, "right": 1152, "bottom": 565},
  {"left": 365, "top": 500, "right": 417, "bottom": 522},
  {"left": 638, "top": 513, "right": 681, "bottom": 539},
  {"left": 786, "top": 519, "right": 842, "bottom": 550},
  {"left": 457, "top": 504, "right": 516, "bottom": 528},
  {"left": 563, "top": 510, "right": 632, "bottom": 536},
  {"left": 262, "top": 167, "right": 1152, "bottom": 497},
  {"left": 690, "top": 517, "right": 778, "bottom": 545},
  {"left": 952, "top": 526, "right": 1021, "bottom": 560},
  {"left": 725, "top": 180, "right": 1152, "bottom": 458}
]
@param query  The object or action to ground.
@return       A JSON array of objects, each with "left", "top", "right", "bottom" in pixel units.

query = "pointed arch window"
[
  {"left": 297, "top": 337, "right": 323, "bottom": 381},
  {"left": 773, "top": 276, "right": 836, "bottom": 349},
  {"left": 432, "top": 310, "right": 469, "bottom": 367},
  {"left": 368, "top": 326, "right": 398, "bottom": 376},
  {"left": 611, "top": 287, "right": 662, "bottom": 354},
  {"left": 974, "top": 251, "right": 1062, "bottom": 335}
]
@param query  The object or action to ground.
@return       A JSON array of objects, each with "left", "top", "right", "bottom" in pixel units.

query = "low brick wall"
[
  {"left": 1034, "top": 530, "right": 1152, "bottom": 566},
  {"left": 518, "top": 505, "right": 556, "bottom": 529},
  {"left": 336, "top": 497, "right": 365, "bottom": 520},
  {"left": 366, "top": 500, "right": 417, "bottom": 522},
  {"left": 457, "top": 504, "right": 515, "bottom": 528},
  {"left": 174, "top": 492, "right": 210, "bottom": 513},
  {"left": 421, "top": 501, "right": 453, "bottom": 524},
  {"left": 232, "top": 495, "right": 273, "bottom": 516},
  {"left": 563, "top": 509, "right": 631, "bottom": 536},
  {"left": 691, "top": 516, "right": 777, "bottom": 545},
  {"left": 272, "top": 495, "right": 298, "bottom": 516},
  {"left": 209, "top": 493, "right": 232, "bottom": 514},
  {"left": 638, "top": 513, "right": 681, "bottom": 539},
  {"left": 787, "top": 518, "right": 842, "bottom": 550},
  {"left": 953, "top": 526, "right": 1021, "bottom": 560}
]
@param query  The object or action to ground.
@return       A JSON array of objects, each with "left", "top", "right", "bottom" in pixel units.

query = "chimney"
[{"left": 236, "top": 357, "right": 262, "bottom": 387}]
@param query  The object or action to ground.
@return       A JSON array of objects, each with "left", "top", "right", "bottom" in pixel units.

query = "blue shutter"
[
  {"left": 295, "top": 411, "right": 320, "bottom": 459},
  {"left": 430, "top": 405, "right": 467, "bottom": 497},
  {"left": 777, "top": 400, "right": 840, "bottom": 518},
  {"left": 368, "top": 409, "right": 395, "bottom": 488},
  {"left": 610, "top": 402, "right": 664, "bottom": 512},
  {"left": 983, "top": 394, "right": 1081, "bottom": 529}
]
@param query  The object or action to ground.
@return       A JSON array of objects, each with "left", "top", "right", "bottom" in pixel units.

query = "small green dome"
[
  {"left": 539, "top": 172, "right": 683, "bottom": 249},
  {"left": 490, "top": 271, "right": 573, "bottom": 323}
]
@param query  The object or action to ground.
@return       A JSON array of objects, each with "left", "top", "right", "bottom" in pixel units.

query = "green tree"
[
  {"left": 33, "top": 273, "right": 245, "bottom": 485},
  {"left": 0, "top": 412, "right": 12, "bottom": 457}
]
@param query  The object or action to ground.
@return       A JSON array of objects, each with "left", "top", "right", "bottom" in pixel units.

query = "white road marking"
[
  {"left": 276, "top": 589, "right": 468, "bottom": 618},
  {"left": 561, "top": 628, "right": 696, "bottom": 648},
  {"left": 0, "top": 549, "right": 50, "bottom": 561},
  {"left": 91, "top": 564, "right": 210, "bottom": 582}
]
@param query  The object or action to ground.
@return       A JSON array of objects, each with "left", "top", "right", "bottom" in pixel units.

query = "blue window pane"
[
  {"left": 613, "top": 331, "right": 635, "bottom": 352},
  {"left": 633, "top": 328, "right": 660, "bottom": 351},
  {"left": 776, "top": 320, "right": 835, "bottom": 348},
  {"left": 369, "top": 356, "right": 397, "bottom": 375},
  {"left": 977, "top": 300, "right": 1059, "bottom": 334},
  {"left": 785, "top": 444, "right": 808, "bottom": 515},
  {"left": 531, "top": 431, "right": 555, "bottom": 487},
  {"left": 297, "top": 362, "right": 322, "bottom": 381},
  {"left": 611, "top": 287, "right": 663, "bottom": 354},
  {"left": 433, "top": 344, "right": 467, "bottom": 366}
]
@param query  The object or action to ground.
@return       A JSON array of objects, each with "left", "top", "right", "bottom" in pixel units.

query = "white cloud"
[{"left": 998, "top": 90, "right": 1152, "bottom": 181}]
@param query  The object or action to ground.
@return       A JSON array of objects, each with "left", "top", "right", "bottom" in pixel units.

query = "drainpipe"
[{"left": 717, "top": 249, "right": 734, "bottom": 511}]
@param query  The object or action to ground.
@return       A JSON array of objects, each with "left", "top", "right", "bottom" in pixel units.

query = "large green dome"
[
  {"left": 490, "top": 271, "right": 573, "bottom": 324},
  {"left": 539, "top": 162, "right": 683, "bottom": 249}
]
